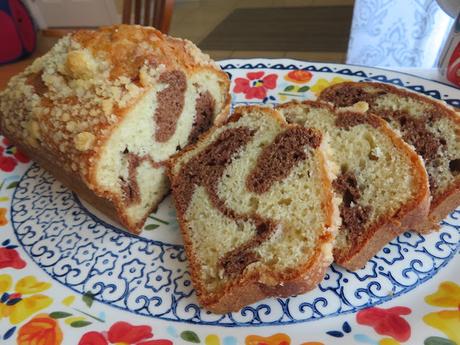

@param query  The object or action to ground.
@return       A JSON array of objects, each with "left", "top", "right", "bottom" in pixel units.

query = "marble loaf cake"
[
  {"left": 0, "top": 25, "right": 230, "bottom": 233},
  {"left": 168, "top": 106, "right": 339, "bottom": 313},
  {"left": 319, "top": 82, "right": 460, "bottom": 232},
  {"left": 277, "top": 101, "right": 430, "bottom": 270}
]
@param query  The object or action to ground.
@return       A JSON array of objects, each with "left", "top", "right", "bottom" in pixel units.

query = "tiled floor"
[{"left": 170, "top": 0, "right": 354, "bottom": 62}]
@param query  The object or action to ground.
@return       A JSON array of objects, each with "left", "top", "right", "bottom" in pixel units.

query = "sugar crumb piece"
[
  {"left": 66, "top": 121, "right": 77, "bottom": 132},
  {"left": 74, "top": 132, "right": 95, "bottom": 151},
  {"left": 24, "top": 119, "right": 40, "bottom": 147},
  {"left": 102, "top": 99, "right": 113, "bottom": 115},
  {"left": 65, "top": 50, "right": 97, "bottom": 80},
  {"left": 139, "top": 68, "right": 151, "bottom": 87},
  {"left": 59, "top": 143, "right": 66, "bottom": 152}
]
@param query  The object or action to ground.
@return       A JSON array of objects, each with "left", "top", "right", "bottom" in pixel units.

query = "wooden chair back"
[{"left": 122, "top": 0, "right": 174, "bottom": 34}]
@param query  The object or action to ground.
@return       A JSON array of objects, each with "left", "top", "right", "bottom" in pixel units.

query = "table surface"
[{"left": 0, "top": 57, "right": 451, "bottom": 91}]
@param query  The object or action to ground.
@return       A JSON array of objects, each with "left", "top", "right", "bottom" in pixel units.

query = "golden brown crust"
[
  {"left": 420, "top": 180, "right": 460, "bottom": 233},
  {"left": 277, "top": 100, "right": 430, "bottom": 270},
  {"left": 319, "top": 82, "right": 460, "bottom": 232},
  {"left": 167, "top": 106, "right": 336, "bottom": 313},
  {"left": 0, "top": 25, "right": 230, "bottom": 232}
]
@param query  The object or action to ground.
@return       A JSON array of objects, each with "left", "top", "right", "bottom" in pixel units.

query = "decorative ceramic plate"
[{"left": 0, "top": 59, "right": 459, "bottom": 345}]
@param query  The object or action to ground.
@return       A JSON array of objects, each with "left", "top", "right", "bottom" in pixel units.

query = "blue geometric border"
[{"left": 220, "top": 60, "right": 460, "bottom": 107}]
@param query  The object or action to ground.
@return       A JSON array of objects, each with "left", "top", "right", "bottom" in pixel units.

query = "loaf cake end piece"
[{"left": 0, "top": 24, "right": 231, "bottom": 233}]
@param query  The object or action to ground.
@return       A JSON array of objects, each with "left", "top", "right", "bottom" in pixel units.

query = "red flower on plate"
[
  {"left": 233, "top": 71, "right": 278, "bottom": 99},
  {"left": 284, "top": 70, "right": 313, "bottom": 83},
  {"left": 357, "top": 306, "right": 411, "bottom": 342},
  {"left": 78, "top": 321, "right": 172, "bottom": 345},
  {"left": 0, "top": 247, "right": 26, "bottom": 269},
  {"left": 0, "top": 150, "right": 17, "bottom": 172},
  {"left": 0, "top": 138, "right": 30, "bottom": 172},
  {"left": 17, "top": 314, "right": 63, "bottom": 345}
]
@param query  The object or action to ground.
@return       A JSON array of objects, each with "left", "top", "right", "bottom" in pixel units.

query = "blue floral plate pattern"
[{"left": 0, "top": 59, "right": 458, "bottom": 345}]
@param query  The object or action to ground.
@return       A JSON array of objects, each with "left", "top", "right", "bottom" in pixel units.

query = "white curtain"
[{"left": 347, "top": 0, "right": 454, "bottom": 67}]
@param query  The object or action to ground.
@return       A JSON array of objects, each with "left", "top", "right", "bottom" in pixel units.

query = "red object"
[
  {"left": 0, "top": 148, "right": 18, "bottom": 172},
  {"left": 0, "top": 0, "right": 36, "bottom": 65},
  {"left": 0, "top": 247, "right": 26, "bottom": 269},
  {"left": 234, "top": 71, "right": 278, "bottom": 100},
  {"left": 357, "top": 306, "right": 412, "bottom": 342},
  {"left": 447, "top": 42, "right": 460, "bottom": 86},
  {"left": 79, "top": 332, "right": 108, "bottom": 345},
  {"left": 107, "top": 322, "right": 153, "bottom": 344},
  {"left": 2, "top": 137, "right": 29, "bottom": 163},
  {"left": 285, "top": 70, "right": 313, "bottom": 83},
  {"left": 0, "top": 138, "right": 30, "bottom": 172},
  {"left": 79, "top": 322, "right": 172, "bottom": 345},
  {"left": 13, "top": 149, "right": 30, "bottom": 163}
]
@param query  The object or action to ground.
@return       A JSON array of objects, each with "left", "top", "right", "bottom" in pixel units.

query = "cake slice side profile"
[
  {"left": 0, "top": 25, "right": 231, "bottom": 233},
  {"left": 168, "top": 106, "right": 339, "bottom": 313},
  {"left": 319, "top": 81, "right": 460, "bottom": 232},
  {"left": 277, "top": 101, "right": 430, "bottom": 270}
]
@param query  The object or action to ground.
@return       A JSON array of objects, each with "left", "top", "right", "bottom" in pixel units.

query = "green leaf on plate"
[
  {"left": 6, "top": 182, "right": 18, "bottom": 189},
  {"left": 284, "top": 85, "right": 295, "bottom": 92},
  {"left": 180, "top": 330, "right": 200, "bottom": 343},
  {"left": 144, "top": 224, "right": 160, "bottom": 231},
  {"left": 70, "top": 320, "right": 92, "bottom": 328},
  {"left": 298, "top": 86, "right": 310, "bottom": 93},
  {"left": 82, "top": 291, "right": 95, "bottom": 308},
  {"left": 148, "top": 215, "right": 169, "bottom": 225},
  {"left": 49, "top": 311, "right": 72, "bottom": 319},
  {"left": 424, "top": 336, "right": 456, "bottom": 345}
]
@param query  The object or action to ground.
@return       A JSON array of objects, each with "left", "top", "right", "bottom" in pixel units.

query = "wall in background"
[
  {"left": 113, "top": 0, "right": 123, "bottom": 15},
  {"left": 25, "top": 0, "right": 120, "bottom": 29}
]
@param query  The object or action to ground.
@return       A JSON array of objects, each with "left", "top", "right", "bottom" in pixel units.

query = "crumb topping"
[
  {"left": 0, "top": 25, "right": 219, "bottom": 183},
  {"left": 74, "top": 132, "right": 95, "bottom": 151}
]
